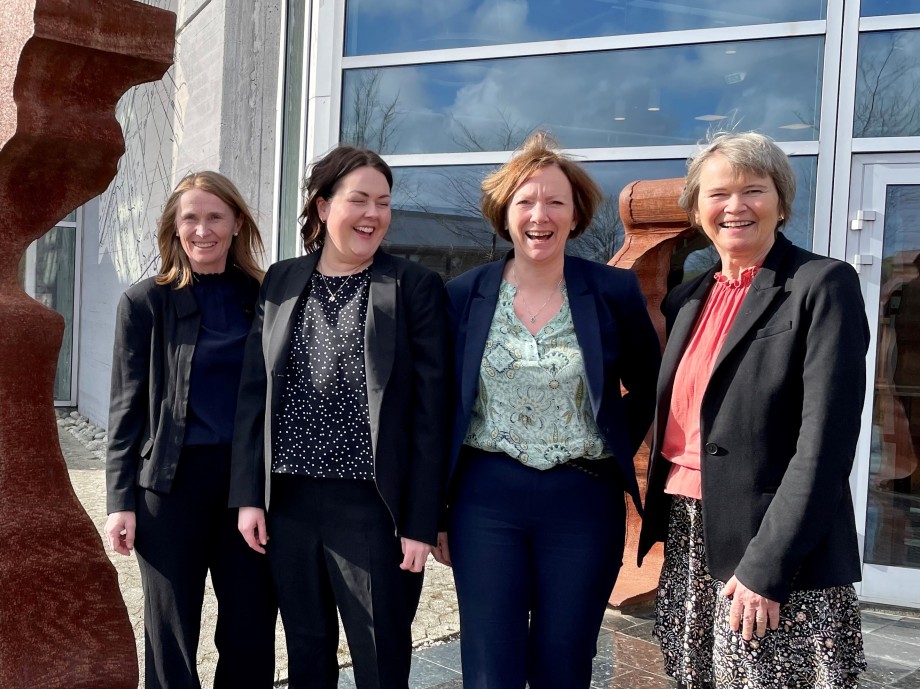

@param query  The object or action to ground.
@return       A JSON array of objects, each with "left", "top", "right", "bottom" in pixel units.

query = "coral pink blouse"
[{"left": 662, "top": 267, "right": 759, "bottom": 500}]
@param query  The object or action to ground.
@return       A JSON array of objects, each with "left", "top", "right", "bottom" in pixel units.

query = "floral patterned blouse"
[{"left": 464, "top": 279, "right": 611, "bottom": 470}]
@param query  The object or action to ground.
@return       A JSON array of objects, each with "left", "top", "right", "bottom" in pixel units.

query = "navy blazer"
[
  {"left": 446, "top": 253, "right": 661, "bottom": 510},
  {"left": 637, "top": 233, "right": 870, "bottom": 602},
  {"left": 106, "top": 269, "right": 259, "bottom": 513},
  {"left": 228, "top": 250, "right": 451, "bottom": 546}
]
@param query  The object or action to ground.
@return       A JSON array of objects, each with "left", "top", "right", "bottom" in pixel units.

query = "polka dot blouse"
[{"left": 271, "top": 267, "right": 375, "bottom": 480}]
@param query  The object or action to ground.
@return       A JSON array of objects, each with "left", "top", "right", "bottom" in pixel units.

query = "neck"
[
  {"left": 508, "top": 255, "right": 564, "bottom": 288},
  {"left": 719, "top": 240, "right": 774, "bottom": 281},
  {"left": 317, "top": 247, "right": 372, "bottom": 276}
]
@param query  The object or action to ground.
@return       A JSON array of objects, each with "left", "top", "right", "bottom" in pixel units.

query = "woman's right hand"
[
  {"left": 238, "top": 506, "right": 269, "bottom": 554},
  {"left": 104, "top": 511, "right": 136, "bottom": 556}
]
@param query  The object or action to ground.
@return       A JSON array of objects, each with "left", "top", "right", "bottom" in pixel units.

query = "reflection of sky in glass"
[
  {"left": 855, "top": 30, "right": 920, "bottom": 138},
  {"left": 883, "top": 185, "right": 920, "bottom": 260},
  {"left": 860, "top": 0, "right": 920, "bottom": 17},
  {"left": 385, "top": 156, "right": 816, "bottom": 266},
  {"left": 345, "top": 0, "right": 826, "bottom": 55},
  {"left": 341, "top": 38, "right": 824, "bottom": 154}
]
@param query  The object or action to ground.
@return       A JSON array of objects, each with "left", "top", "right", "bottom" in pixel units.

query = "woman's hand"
[
  {"left": 721, "top": 575, "right": 781, "bottom": 641},
  {"left": 104, "top": 511, "right": 136, "bottom": 556},
  {"left": 399, "top": 537, "right": 432, "bottom": 573},
  {"left": 238, "top": 506, "right": 269, "bottom": 554},
  {"left": 431, "top": 531, "right": 452, "bottom": 567}
]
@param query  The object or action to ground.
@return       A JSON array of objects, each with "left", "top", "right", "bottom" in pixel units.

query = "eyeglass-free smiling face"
[
  {"left": 694, "top": 153, "right": 782, "bottom": 275},
  {"left": 316, "top": 166, "right": 392, "bottom": 272},
  {"left": 505, "top": 164, "right": 577, "bottom": 268},
  {"left": 176, "top": 188, "right": 242, "bottom": 274}
]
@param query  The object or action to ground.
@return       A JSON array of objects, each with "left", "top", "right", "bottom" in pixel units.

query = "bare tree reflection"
[{"left": 855, "top": 31, "right": 920, "bottom": 138}]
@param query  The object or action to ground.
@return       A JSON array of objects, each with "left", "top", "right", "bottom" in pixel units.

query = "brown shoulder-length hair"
[
  {"left": 480, "top": 131, "right": 603, "bottom": 242},
  {"left": 298, "top": 145, "right": 393, "bottom": 253},
  {"left": 156, "top": 171, "right": 265, "bottom": 288}
]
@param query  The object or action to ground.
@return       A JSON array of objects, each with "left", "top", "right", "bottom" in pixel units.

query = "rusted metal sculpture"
[
  {"left": 0, "top": 2, "right": 174, "bottom": 686},
  {"left": 608, "top": 178, "right": 696, "bottom": 607}
]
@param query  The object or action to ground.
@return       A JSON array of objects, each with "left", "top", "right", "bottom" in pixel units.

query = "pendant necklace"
[
  {"left": 512, "top": 267, "right": 563, "bottom": 324},
  {"left": 319, "top": 272, "right": 352, "bottom": 302}
]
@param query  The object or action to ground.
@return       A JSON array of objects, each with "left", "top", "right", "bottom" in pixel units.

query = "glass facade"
[
  {"left": 341, "top": 38, "right": 824, "bottom": 155},
  {"left": 345, "top": 0, "right": 826, "bottom": 55},
  {"left": 855, "top": 29, "right": 920, "bottom": 138}
]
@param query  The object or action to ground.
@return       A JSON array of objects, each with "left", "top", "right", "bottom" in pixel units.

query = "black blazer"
[
  {"left": 638, "top": 233, "right": 870, "bottom": 602},
  {"left": 106, "top": 270, "right": 259, "bottom": 513},
  {"left": 228, "top": 250, "right": 451, "bottom": 546},
  {"left": 446, "top": 253, "right": 661, "bottom": 509}
]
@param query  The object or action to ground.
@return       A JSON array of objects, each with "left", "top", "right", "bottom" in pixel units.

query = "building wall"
[{"left": 77, "top": 0, "right": 282, "bottom": 426}]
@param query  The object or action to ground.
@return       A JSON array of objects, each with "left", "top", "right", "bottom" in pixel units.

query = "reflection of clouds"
[
  {"left": 347, "top": 0, "right": 822, "bottom": 54},
  {"left": 344, "top": 37, "right": 823, "bottom": 153}
]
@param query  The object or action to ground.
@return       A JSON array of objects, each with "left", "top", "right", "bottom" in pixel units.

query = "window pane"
[
  {"left": 383, "top": 157, "right": 816, "bottom": 281},
  {"left": 345, "top": 0, "right": 826, "bottom": 56},
  {"left": 855, "top": 30, "right": 920, "bottom": 138},
  {"left": 861, "top": 0, "right": 920, "bottom": 17},
  {"left": 341, "top": 38, "right": 824, "bottom": 154}
]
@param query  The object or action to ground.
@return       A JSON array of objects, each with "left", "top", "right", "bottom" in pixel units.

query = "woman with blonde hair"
[{"left": 105, "top": 171, "right": 277, "bottom": 689}]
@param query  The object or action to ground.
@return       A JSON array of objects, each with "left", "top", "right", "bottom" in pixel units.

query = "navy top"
[
  {"left": 272, "top": 267, "right": 375, "bottom": 480},
  {"left": 184, "top": 270, "right": 253, "bottom": 446}
]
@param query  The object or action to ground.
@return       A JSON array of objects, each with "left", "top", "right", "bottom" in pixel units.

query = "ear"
[
  {"left": 234, "top": 214, "right": 243, "bottom": 235},
  {"left": 316, "top": 197, "right": 329, "bottom": 222},
  {"left": 692, "top": 210, "right": 701, "bottom": 226}
]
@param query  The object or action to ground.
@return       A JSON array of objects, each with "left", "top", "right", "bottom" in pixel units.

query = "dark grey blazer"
[
  {"left": 105, "top": 270, "right": 259, "bottom": 514},
  {"left": 228, "top": 250, "right": 451, "bottom": 546},
  {"left": 638, "top": 233, "right": 870, "bottom": 602}
]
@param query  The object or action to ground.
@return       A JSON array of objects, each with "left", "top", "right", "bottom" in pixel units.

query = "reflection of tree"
[
  {"left": 567, "top": 194, "right": 623, "bottom": 264},
  {"left": 855, "top": 33, "right": 920, "bottom": 138},
  {"left": 341, "top": 69, "right": 402, "bottom": 153},
  {"left": 449, "top": 108, "right": 533, "bottom": 152}
]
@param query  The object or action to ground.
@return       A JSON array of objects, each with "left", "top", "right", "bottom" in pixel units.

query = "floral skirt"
[{"left": 653, "top": 496, "right": 867, "bottom": 689}]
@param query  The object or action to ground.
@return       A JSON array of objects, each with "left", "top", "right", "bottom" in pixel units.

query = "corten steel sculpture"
[
  {"left": 0, "top": 2, "right": 174, "bottom": 687},
  {"left": 608, "top": 178, "right": 697, "bottom": 607}
]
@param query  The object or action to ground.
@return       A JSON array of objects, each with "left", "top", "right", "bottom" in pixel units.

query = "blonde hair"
[
  {"left": 480, "top": 131, "right": 603, "bottom": 241},
  {"left": 156, "top": 171, "right": 265, "bottom": 288},
  {"left": 679, "top": 131, "right": 795, "bottom": 229}
]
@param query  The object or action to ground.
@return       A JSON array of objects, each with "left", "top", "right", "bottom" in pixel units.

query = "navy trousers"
[
  {"left": 448, "top": 448, "right": 627, "bottom": 689},
  {"left": 134, "top": 445, "right": 277, "bottom": 689}
]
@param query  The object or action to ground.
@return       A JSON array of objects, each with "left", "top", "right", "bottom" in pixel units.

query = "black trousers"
[
  {"left": 448, "top": 448, "right": 626, "bottom": 689},
  {"left": 134, "top": 446, "right": 277, "bottom": 689},
  {"left": 267, "top": 474, "right": 425, "bottom": 689}
]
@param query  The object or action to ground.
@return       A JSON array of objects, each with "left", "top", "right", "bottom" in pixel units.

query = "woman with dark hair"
[
  {"left": 436, "top": 132, "right": 661, "bottom": 688},
  {"left": 104, "top": 171, "right": 277, "bottom": 689},
  {"left": 230, "top": 145, "right": 450, "bottom": 689},
  {"left": 638, "top": 131, "right": 869, "bottom": 689}
]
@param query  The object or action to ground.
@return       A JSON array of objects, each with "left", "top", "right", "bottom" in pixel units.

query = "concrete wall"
[{"left": 77, "top": 0, "right": 282, "bottom": 426}]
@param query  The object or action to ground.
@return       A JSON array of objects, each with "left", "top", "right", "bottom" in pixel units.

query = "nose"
[
  {"left": 531, "top": 201, "right": 548, "bottom": 224},
  {"left": 724, "top": 193, "right": 747, "bottom": 214}
]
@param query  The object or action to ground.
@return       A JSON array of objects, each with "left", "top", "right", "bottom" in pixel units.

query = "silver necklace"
[
  {"left": 318, "top": 272, "right": 352, "bottom": 302},
  {"left": 512, "top": 268, "right": 563, "bottom": 324}
]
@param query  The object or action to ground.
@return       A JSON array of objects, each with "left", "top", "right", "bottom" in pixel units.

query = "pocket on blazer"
[{"left": 753, "top": 321, "right": 793, "bottom": 340}]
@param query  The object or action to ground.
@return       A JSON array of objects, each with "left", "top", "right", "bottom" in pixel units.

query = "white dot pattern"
[{"left": 272, "top": 267, "right": 375, "bottom": 480}]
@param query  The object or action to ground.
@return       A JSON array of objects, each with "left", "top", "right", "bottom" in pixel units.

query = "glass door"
[
  {"left": 20, "top": 211, "right": 81, "bottom": 405},
  {"left": 849, "top": 157, "right": 920, "bottom": 608}
]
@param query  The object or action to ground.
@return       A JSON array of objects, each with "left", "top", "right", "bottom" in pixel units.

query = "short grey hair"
[{"left": 678, "top": 131, "right": 796, "bottom": 229}]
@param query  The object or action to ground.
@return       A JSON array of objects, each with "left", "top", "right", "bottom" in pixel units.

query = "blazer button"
[{"left": 704, "top": 442, "right": 719, "bottom": 455}]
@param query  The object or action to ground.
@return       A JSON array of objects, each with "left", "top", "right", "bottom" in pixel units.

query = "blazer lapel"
[
  {"left": 267, "top": 253, "right": 317, "bottom": 371},
  {"left": 565, "top": 260, "right": 603, "bottom": 418},
  {"left": 366, "top": 252, "right": 397, "bottom": 456},
  {"left": 460, "top": 261, "right": 504, "bottom": 417},
  {"left": 711, "top": 235, "right": 791, "bottom": 374},
  {"left": 658, "top": 272, "right": 713, "bottom": 401}
]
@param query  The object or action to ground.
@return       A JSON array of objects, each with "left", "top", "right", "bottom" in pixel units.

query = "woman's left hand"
[
  {"left": 399, "top": 537, "right": 432, "bottom": 573},
  {"left": 721, "top": 575, "right": 781, "bottom": 641}
]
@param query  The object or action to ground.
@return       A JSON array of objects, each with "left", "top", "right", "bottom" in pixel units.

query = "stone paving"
[{"left": 58, "top": 413, "right": 459, "bottom": 688}]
